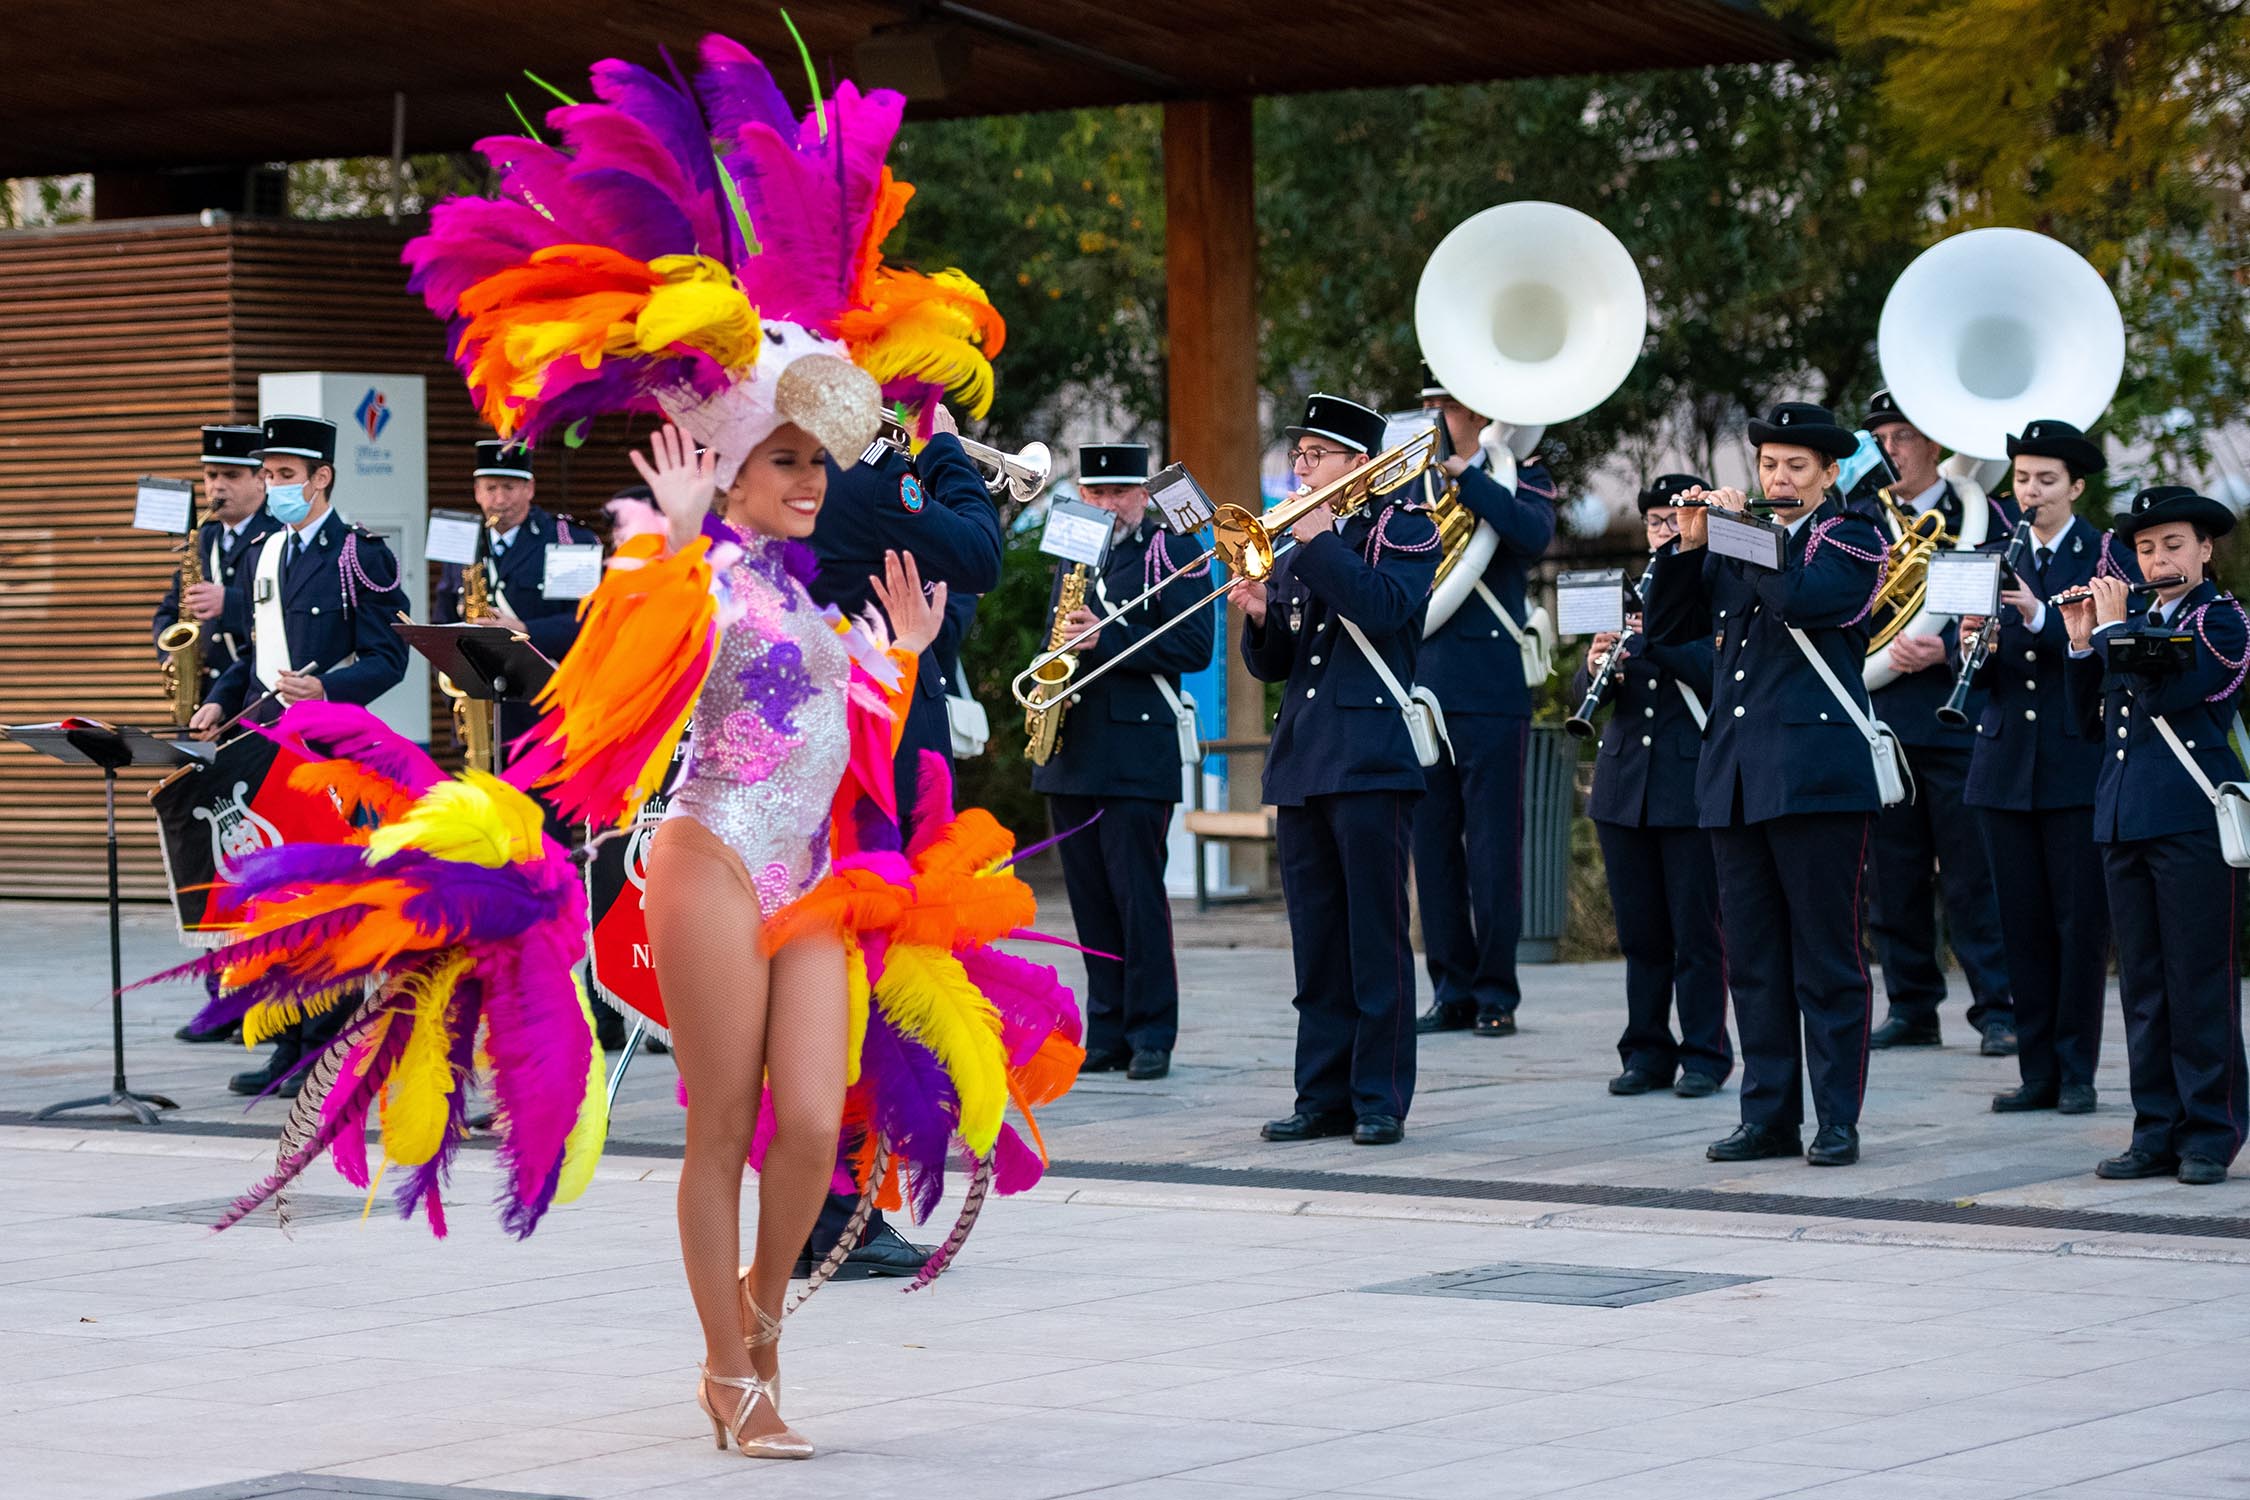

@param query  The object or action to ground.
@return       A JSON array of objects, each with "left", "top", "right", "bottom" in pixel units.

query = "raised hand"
[
  {"left": 629, "top": 424, "right": 718, "bottom": 549},
  {"left": 871, "top": 549, "right": 947, "bottom": 656}
]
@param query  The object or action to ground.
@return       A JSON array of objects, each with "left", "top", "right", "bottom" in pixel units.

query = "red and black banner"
[
  {"left": 149, "top": 731, "right": 352, "bottom": 941},
  {"left": 585, "top": 741, "right": 690, "bottom": 1031}
]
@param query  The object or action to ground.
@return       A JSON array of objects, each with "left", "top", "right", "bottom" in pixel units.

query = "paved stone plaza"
[{"left": 4, "top": 896, "right": 2249, "bottom": 1499}]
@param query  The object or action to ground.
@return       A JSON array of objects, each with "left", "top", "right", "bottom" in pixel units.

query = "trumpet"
[
  {"left": 1936, "top": 518, "right": 2035, "bottom": 728},
  {"left": 868, "top": 417, "right": 1052, "bottom": 504},
  {"left": 1008, "top": 425, "right": 1441, "bottom": 711},
  {"left": 1563, "top": 576, "right": 1647, "bottom": 740}
]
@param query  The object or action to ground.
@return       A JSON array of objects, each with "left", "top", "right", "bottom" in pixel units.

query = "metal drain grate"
[
  {"left": 93, "top": 1195, "right": 372, "bottom": 1228},
  {"left": 147, "top": 1477, "right": 570, "bottom": 1499},
  {"left": 1365, "top": 1261, "right": 1761, "bottom": 1308}
]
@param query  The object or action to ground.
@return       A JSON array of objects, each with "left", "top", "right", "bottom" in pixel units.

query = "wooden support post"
[{"left": 1163, "top": 98, "right": 1266, "bottom": 886}]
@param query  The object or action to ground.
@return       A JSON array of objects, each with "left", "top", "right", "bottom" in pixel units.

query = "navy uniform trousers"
[
  {"left": 1978, "top": 808, "right": 2109, "bottom": 1088},
  {"left": 1865, "top": 742, "right": 2014, "bottom": 1033},
  {"left": 1412, "top": 721, "right": 1528, "bottom": 1022},
  {"left": 1050, "top": 796, "right": 1179, "bottom": 1059},
  {"left": 1282, "top": 792, "right": 1421, "bottom": 1121},
  {"left": 1596, "top": 821, "right": 1731, "bottom": 1083}
]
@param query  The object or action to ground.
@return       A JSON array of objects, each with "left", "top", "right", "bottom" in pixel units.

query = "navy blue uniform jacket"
[
  {"left": 1570, "top": 558, "right": 1712, "bottom": 829},
  {"left": 1415, "top": 456, "right": 1556, "bottom": 717},
  {"left": 1645, "top": 497, "right": 1887, "bottom": 827},
  {"left": 809, "top": 433, "right": 1003, "bottom": 781},
  {"left": 1031, "top": 517, "right": 1217, "bottom": 802},
  {"left": 2064, "top": 578, "right": 2250, "bottom": 843},
  {"left": 433, "top": 506, "right": 588, "bottom": 662},
  {"left": 152, "top": 512, "right": 285, "bottom": 683},
  {"left": 1964, "top": 517, "right": 2136, "bottom": 811},
  {"left": 1240, "top": 502, "right": 1443, "bottom": 806},
  {"left": 206, "top": 511, "right": 411, "bottom": 715}
]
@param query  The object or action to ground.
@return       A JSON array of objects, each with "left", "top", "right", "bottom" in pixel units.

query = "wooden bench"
[{"left": 1182, "top": 737, "right": 1275, "bottom": 910}]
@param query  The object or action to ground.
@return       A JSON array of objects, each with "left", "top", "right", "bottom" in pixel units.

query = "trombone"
[
  {"left": 867, "top": 417, "right": 1053, "bottom": 504},
  {"left": 1009, "top": 425, "right": 1442, "bottom": 711}
]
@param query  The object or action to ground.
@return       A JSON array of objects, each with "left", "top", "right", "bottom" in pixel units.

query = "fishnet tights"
[{"left": 644, "top": 817, "right": 847, "bottom": 1437}]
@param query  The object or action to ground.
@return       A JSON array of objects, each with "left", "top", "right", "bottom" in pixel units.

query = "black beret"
[
  {"left": 2117, "top": 485, "right": 2235, "bottom": 540},
  {"left": 2005, "top": 419, "right": 2105, "bottom": 479}
]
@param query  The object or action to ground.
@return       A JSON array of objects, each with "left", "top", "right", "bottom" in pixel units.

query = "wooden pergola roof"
[{"left": 7, "top": 0, "right": 1813, "bottom": 176}]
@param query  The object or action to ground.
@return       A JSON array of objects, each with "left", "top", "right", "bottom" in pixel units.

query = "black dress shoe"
[
  {"left": 1806, "top": 1124, "right": 1860, "bottom": 1166},
  {"left": 226, "top": 1054, "right": 302, "bottom": 1098},
  {"left": 175, "top": 1017, "right": 238, "bottom": 1044},
  {"left": 2179, "top": 1156, "right": 2229, "bottom": 1186},
  {"left": 1991, "top": 1081, "right": 2059, "bottom": 1113},
  {"left": 1080, "top": 1049, "right": 1131, "bottom": 1074},
  {"left": 2096, "top": 1148, "right": 2180, "bottom": 1179},
  {"left": 1261, "top": 1109, "right": 1355, "bottom": 1143},
  {"left": 1980, "top": 1020, "right": 2020, "bottom": 1058},
  {"left": 790, "top": 1220, "right": 934, "bottom": 1280},
  {"left": 1353, "top": 1115, "right": 1404, "bottom": 1146},
  {"left": 1416, "top": 1002, "right": 1474, "bottom": 1034},
  {"left": 1608, "top": 1068, "right": 1668, "bottom": 1096},
  {"left": 1706, "top": 1123, "right": 1801, "bottom": 1162},
  {"left": 1869, "top": 1014, "right": 1941, "bottom": 1048},
  {"left": 1674, "top": 1072, "right": 1720, "bottom": 1099},
  {"left": 2057, "top": 1083, "right": 2098, "bottom": 1115},
  {"left": 1473, "top": 1010, "right": 1517, "bottom": 1038},
  {"left": 1126, "top": 1049, "right": 1170, "bottom": 1081},
  {"left": 643, "top": 1035, "right": 669, "bottom": 1055}
]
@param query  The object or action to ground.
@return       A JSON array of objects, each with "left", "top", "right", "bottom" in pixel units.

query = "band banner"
[
  {"left": 586, "top": 740, "right": 690, "bottom": 1030},
  {"left": 149, "top": 731, "right": 354, "bottom": 944}
]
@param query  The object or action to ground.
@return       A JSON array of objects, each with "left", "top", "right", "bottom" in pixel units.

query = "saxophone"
[
  {"left": 1024, "top": 563, "right": 1091, "bottom": 766},
  {"left": 442, "top": 555, "right": 497, "bottom": 770},
  {"left": 157, "top": 512, "right": 205, "bottom": 726}
]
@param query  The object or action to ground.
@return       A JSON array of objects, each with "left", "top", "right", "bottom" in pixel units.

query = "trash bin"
[{"left": 1518, "top": 723, "right": 1572, "bottom": 963}]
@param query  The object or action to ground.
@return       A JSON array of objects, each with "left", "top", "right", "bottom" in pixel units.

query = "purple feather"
[
  {"left": 852, "top": 797, "right": 901, "bottom": 855},
  {"left": 696, "top": 33, "right": 797, "bottom": 147},
  {"left": 226, "top": 842, "right": 376, "bottom": 895},
  {"left": 549, "top": 102, "right": 721, "bottom": 256},
  {"left": 958, "top": 945, "right": 1081, "bottom": 1058},
  {"left": 855, "top": 1008, "right": 959, "bottom": 1222}
]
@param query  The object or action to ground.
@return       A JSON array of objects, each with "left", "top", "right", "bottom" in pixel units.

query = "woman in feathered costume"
[{"left": 390, "top": 32, "right": 1079, "bottom": 1461}]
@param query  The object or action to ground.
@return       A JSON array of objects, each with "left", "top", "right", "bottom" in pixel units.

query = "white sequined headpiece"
[{"left": 657, "top": 322, "right": 883, "bottom": 488}]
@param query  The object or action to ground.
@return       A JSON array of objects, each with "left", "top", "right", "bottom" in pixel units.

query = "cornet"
[
  {"left": 867, "top": 417, "right": 1052, "bottom": 504},
  {"left": 1008, "top": 426, "right": 1442, "bottom": 712}
]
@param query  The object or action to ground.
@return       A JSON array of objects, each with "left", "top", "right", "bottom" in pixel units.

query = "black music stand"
[
  {"left": 4, "top": 718, "right": 200, "bottom": 1124},
  {"left": 396, "top": 623, "right": 556, "bottom": 774}
]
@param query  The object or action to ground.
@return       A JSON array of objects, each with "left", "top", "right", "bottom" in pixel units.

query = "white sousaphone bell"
[
  {"left": 1866, "top": 227, "right": 2125, "bottom": 690},
  {"left": 1414, "top": 201, "right": 1648, "bottom": 632}
]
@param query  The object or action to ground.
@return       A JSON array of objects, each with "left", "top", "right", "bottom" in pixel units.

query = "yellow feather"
[
  {"left": 638, "top": 258, "right": 761, "bottom": 366},
  {"left": 366, "top": 771, "right": 546, "bottom": 868},
  {"left": 552, "top": 975, "right": 608, "bottom": 1206},
  {"left": 242, "top": 983, "right": 358, "bottom": 1047},
  {"left": 843, "top": 938, "right": 870, "bottom": 1088},
  {"left": 378, "top": 953, "right": 471, "bottom": 1168},
  {"left": 874, "top": 945, "right": 1008, "bottom": 1155}
]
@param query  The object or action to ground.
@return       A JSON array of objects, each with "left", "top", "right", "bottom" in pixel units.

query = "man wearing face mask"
[
  {"left": 187, "top": 415, "right": 409, "bottom": 1097},
  {"left": 1032, "top": 442, "right": 1215, "bottom": 1083},
  {"left": 1857, "top": 390, "right": 2018, "bottom": 1058}
]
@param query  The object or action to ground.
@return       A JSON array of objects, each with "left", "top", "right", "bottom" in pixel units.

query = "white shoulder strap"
[
  {"left": 1151, "top": 672, "right": 1187, "bottom": 717},
  {"left": 2155, "top": 716, "right": 2223, "bottom": 805},
  {"left": 1676, "top": 681, "right": 1708, "bottom": 731},
  {"left": 1785, "top": 624, "right": 1880, "bottom": 748},
  {"left": 1475, "top": 579, "right": 1527, "bottom": 643},
  {"left": 250, "top": 533, "right": 292, "bottom": 690},
  {"left": 1339, "top": 616, "right": 1415, "bottom": 705}
]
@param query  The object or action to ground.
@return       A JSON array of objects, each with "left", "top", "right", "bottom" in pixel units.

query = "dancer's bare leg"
[{"left": 645, "top": 818, "right": 788, "bottom": 1438}]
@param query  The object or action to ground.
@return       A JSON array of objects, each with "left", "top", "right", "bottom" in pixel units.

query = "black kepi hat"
[
  {"left": 1862, "top": 388, "right": 1910, "bottom": 432},
  {"left": 2116, "top": 485, "right": 2236, "bottom": 540},
  {"left": 1286, "top": 393, "right": 1388, "bottom": 457},
  {"left": 474, "top": 439, "right": 535, "bottom": 479},
  {"left": 2005, "top": 419, "right": 2105, "bottom": 479},
  {"left": 1747, "top": 402, "right": 1858, "bottom": 461},
  {"left": 1638, "top": 473, "right": 1708, "bottom": 512},
  {"left": 1078, "top": 442, "right": 1151, "bottom": 486},
  {"left": 256, "top": 414, "right": 338, "bottom": 465},
  {"left": 200, "top": 424, "right": 264, "bottom": 467},
  {"left": 1418, "top": 361, "right": 1448, "bottom": 401}
]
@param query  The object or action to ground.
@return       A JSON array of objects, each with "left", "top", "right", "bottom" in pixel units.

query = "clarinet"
[
  {"left": 1936, "top": 517, "right": 2037, "bottom": 727},
  {"left": 1564, "top": 569, "right": 1648, "bottom": 740}
]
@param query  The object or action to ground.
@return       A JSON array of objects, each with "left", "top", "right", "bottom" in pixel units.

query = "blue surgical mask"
[{"left": 266, "top": 484, "right": 311, "bottom": 525}]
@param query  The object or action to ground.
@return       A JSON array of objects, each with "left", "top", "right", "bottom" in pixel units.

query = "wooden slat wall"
[{"left": 0, "top": 216, "right": 642, "bottom": 901}]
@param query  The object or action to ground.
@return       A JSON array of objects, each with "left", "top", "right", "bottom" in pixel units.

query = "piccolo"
[{"left": 2050, "top": 577, "right": 2188, "bottom": 610}]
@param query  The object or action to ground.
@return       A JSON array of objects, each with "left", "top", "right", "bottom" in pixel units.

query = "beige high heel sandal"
[{"left": 689, "top": 1268, "right": 811, "bottom": 1460}]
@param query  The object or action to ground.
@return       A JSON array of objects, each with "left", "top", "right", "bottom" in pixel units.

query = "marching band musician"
[
  {"left": 1033, "top": 443, "right": 1213, "bottom": 1083},
  {"left": 1957, "top": 421, "right": 2123, "bottom": 1116},
  {"left": 1569, "top": 474, "right": 1733, "bottom": 1099},
  {"left": 1409, "top": 364, "right": 1558, "bottom": 1041},
  {"left": 2060, "top": 486, "right": 2250, "bottom": 1187},
  {"left": 1648, "top": 403, "right": 1886, "bottom": 1167},
  {"left": 798, "top": 404, "right": 1001, "bottom": 1281},
  {"left": 187, "top": 414, "right": 410, "bottom": 1098},
  {"left": 1235, "top": 395, "right": 1443, "bottom": 1148},
  {"left": 433, "top": 439, "right": 590, "bottom": 748},
  {"left": 152, "top": 424, "right": 280, "bottom": 718},
  {"left": 1858, "top": 390, "right": 2018, "bottom": 1057}
]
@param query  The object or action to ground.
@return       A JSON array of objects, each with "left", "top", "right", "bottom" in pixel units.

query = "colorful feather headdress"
[{"left": 403, "top": 33, "right": 1006, "bottom": 479}]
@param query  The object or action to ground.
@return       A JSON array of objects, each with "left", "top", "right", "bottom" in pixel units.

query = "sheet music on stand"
[
  {"left": 1556, "top": 569, "right": 1628, "bottom": 637},
  {"left": 1925, "top": 551, "right": 2004, "bottom": 618},
  {"left": 1707, "top": 509, "right": 1786, "bottom": 571}
]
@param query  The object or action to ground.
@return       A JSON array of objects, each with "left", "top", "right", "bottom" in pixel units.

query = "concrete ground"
[{"left": 3, "top": 896, "right": 2248, "bottom": 1499}]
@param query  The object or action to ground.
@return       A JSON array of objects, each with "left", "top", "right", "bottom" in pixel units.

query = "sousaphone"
[
  {"left": 1866, "top": 228, "right": 2124, "bottom": 689},
  {"left": 1414, "top": 201, "right": 1647, "bottom": 631}
]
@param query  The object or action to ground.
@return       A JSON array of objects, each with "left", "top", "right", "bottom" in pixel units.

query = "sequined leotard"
[{"left": 666, "top": 529, "right": 850, "bottom": 918}]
